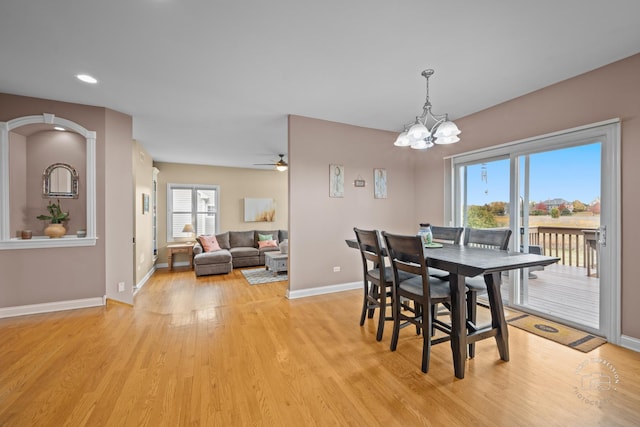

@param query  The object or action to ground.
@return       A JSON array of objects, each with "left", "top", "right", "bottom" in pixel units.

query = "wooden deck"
[{"left": 494, "top": 264, "right": 600, "bottom": 331}]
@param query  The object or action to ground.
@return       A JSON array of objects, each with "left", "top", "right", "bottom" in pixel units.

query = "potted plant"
[{"left": 37, "top": 199, "right": 69, "bottom": 238}]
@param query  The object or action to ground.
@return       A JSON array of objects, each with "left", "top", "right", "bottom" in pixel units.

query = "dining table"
[{"left": 345, "top": 238, "right": 560, "bottom": 379}]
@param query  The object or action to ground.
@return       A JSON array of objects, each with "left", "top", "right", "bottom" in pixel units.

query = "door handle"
[{"left": 598, "top": 225, "right": 606, "bottom": 248}]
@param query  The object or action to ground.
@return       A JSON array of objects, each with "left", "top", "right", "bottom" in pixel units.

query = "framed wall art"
[
  {"left": 374, "top": 168, "right": 387, "bottom": 199},
  {"left": 244, "top": 198, "right": 276, "bottom": 222},
  {"left": 329, "top": 164, "right": 344, "bottom": 197}
]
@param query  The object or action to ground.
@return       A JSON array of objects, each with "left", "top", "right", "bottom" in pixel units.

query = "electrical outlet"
[
  {"left": 333, "top": 266, "right": 341, "bottom": 272},
  {"left": 118, "top": 282, "right": 125, "bottom": 292}
]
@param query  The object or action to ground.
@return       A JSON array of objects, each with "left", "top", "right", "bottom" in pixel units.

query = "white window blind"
[{"left": 167, "top": 184, "right": 219, "bottom": 241}]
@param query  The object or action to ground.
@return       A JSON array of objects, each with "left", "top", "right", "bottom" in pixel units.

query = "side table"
[{"left": 167, "top": 243, "right": 194, "bottom": 270}]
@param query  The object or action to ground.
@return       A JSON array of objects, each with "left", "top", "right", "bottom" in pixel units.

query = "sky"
[{"left": 466, "top": 143, "right": 601, "bottom": 206}]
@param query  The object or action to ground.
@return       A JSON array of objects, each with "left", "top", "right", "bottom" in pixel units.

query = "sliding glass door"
[
  {"left": 517, "top": 144, "right": 601, "bottom": 330},
  {"left": 456, "top": 158, "right": 511, "bottom": 231},
  {"left": 451, "top": 121, "right": 620, "bottom": 340}
]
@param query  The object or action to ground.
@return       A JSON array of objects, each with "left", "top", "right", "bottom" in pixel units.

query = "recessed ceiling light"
[
  {"left": 76, "top": 74, "right": 98, "bottom": 84},
  {"left": 54, "top": 126, "right": 66, "bottom": 131}
]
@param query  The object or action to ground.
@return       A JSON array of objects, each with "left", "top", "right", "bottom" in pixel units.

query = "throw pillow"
[
  {"left": 200, "top": 234, "right": 221, "bottom": 252},
  {"left": 215, "top": 232, "right": 230, "bottom": 249},
  {"left": 258, "top": 239, "right": 278, "bottom": 249},
  {"left": 255, "top": 230, "right": 279, "bottom": 247},
  {"left": 229, "top": 230, "right": 254, "bottom": 248}
]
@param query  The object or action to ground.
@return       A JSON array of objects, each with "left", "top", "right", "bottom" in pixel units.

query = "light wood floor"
[{"left": 1, "top": 267, "right": 639, "bottom": 426}]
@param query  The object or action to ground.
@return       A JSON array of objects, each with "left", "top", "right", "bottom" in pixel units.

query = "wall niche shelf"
[{"left": 0, "top": 113, "right": 97, "bottom": 250}]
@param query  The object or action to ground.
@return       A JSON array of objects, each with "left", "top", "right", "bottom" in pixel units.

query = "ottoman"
[{"left": 193, "top": 249, "right": 233, "bottom": 276}]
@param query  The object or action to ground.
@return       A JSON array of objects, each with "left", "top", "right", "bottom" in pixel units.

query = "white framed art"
[
  {"left": 329, "top": 164, "right": 344, "bottom": 197},
  {"left": 374, "top": 168, "right": 387, "bottom": 199}
]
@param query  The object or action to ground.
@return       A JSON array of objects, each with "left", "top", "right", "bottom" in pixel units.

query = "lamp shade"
[
  {"left": 434, "top": 121, "right": 461, "bottom": 138},
  {"left": 434, "top": 135, "right": 460, "bottom": 145},
  {"left": 182, "top": 224, "right": 194, "bottom": 233},
  {"left": 394, "top": 131, "right": 411, "bottom": 147},
  {"left": 410, "top": 139, "right": 434, "bottom": 150},
  {"left": 407, "top": 122, "right": 429, "bottom": 141}
]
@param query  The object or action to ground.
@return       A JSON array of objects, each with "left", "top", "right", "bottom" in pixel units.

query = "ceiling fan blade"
[{"left": 253, "top": 154, "right": 287, "bottom": 167}]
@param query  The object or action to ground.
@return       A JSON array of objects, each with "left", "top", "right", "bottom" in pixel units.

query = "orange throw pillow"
[
  {"left": 258, "top": 239, "right": 278, "bottom": 249},
  {"left": 200, "top": 235, "right": 221, "bottom": 252}
]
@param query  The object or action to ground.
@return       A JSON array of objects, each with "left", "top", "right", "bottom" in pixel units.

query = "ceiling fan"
[{"left": 254, "top": 154, "right": 288, "bottom": 171}]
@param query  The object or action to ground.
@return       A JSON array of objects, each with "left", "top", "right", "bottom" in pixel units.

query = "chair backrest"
[
  {"left": 463, "top": 228, "right": 512, "bottom": 250},
  {"left": 419, "top": 224, "right": 463, "bottom": 245},
  {"left": 382, "top": 232, "right": 430, "bottom": 291},
  {"left": 353, "top": 228, "right": 385, "bottom": 272}
]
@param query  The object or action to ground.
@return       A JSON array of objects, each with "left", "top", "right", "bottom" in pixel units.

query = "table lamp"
[{"left": 182, "top": 223, "right": 195, "bottom": 243}]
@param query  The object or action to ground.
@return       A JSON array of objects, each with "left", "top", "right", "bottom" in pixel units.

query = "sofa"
[{"left": 193, "top": 229, "right": 288, "bottom": 276}]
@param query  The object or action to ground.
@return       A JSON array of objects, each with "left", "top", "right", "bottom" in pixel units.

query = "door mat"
[
  {"left": 241, "top": 268, "right": 288, "bottom": 285},
  {"left": 507, "top": 313, "right": 606, "bottom": 353}
]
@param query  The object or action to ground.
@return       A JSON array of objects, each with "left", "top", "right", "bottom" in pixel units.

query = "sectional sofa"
[{"left": 193, "top": 229, "right": 288, "bottom": 276}]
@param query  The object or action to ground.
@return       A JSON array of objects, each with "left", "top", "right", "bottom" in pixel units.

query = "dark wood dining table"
[{"left": 346, "top": 238, "right": 560, "bottom": 379}]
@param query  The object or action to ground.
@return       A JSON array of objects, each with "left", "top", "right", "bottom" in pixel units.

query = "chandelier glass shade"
[{"left": 394, "top": 69, "right": 461, "bottom": 150}]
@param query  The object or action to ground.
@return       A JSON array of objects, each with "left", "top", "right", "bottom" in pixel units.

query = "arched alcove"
[{"left": 0, "top": 113, "right": 97, "bottom": 249}]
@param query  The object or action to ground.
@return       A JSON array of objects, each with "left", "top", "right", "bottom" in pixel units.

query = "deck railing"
[{"left": 524, "top": 226, "right": 598, "bottom": 269}]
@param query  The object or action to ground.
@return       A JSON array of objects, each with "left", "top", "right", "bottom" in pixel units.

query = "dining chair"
[
  {"left": 421, "top": 225, "right": 464, "bottom": 330},
  {"left": 523, "top": 244, "right": 544, "bottom": 278},
  {"left": 354, "top": 228, "right": 413, "bottom": 341},
  {"left": 419, "top": 224, "right": 464, "bottom": 279},
  {"left": 382, "top": 231, "right": 453, "bottom": 373},
  {"left": 463, "top": 227, "right": 512, "bottom": 358}
]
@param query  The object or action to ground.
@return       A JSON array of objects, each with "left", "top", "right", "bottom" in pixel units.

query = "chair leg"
[
  {"left": 367, "top": 284, "right": 379, "bottom": 319},
  {"left": 376, "top": 284, "right": 386, "bottom": 341},
  {"left": 431, "top": 304, "right": 438, "bottom": 336},
  {"left": 467, "top": 291, "right": 477, "bottom": 358},
  {"left": 359, "top": 281, "right": 369, "bottom": 326},
  {"left": 421, "top": 302, "right": 432, "bottom": 373},
  {"left": 390, "top": 294, "right": 402, "bottom": 351}
]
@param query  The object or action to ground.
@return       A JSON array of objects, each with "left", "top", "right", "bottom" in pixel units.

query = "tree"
[
  {"left": 550, "top": 207, "right": 560, "bottom": 218},
  {"left": 535, "top": 202, "right": 548, "bottom": 212},
  {"left": 591, "top": 201, "right": 601, "bottom": 214},
  {"left": 467, "top": 205, "right": 498, "bottom": 228},
  {"left": 488, "top": 201, "right": 507, "bottom": 216},
  {"left": 573, "top": 200, "right": 586, "bottom": 212}
]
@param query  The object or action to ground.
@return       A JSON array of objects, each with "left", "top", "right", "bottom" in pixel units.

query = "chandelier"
[{"left": 394, "top": 69, "right": 461, "bottom": 149}]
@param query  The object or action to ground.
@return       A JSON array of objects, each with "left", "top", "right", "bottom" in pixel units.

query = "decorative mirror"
[{"left": 43, "top": 163, "right": 79, "bottom": 199}]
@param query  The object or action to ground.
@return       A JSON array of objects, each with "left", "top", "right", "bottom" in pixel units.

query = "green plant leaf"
[{"left": 37, "top": 200, "right": 69, "bottom": 224}]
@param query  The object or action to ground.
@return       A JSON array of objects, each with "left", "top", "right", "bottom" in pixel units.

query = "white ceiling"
[{"left": 2, "top": 0, "right": 639, "bottom": 169}]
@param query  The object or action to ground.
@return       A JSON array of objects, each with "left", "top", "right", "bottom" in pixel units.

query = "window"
[{"left": 167, "top": 184, "right": 219, "bottom": 241}]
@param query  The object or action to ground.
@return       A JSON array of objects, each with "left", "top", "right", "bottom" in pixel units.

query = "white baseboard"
[
  {"left": 155, "top": 261, "right": 190, "bottom": 269},
  {"left": 0, "top": 297, "right": 105, "bottom": 319},
  {"left": 134, "top": 266, "right": 157, "bottom": 295},
  {"left": 286, "top": 281, "right": 360, "bottom": 299},
  {"left": 620, "top": 334, "right": 640, "bottom": 352}
]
